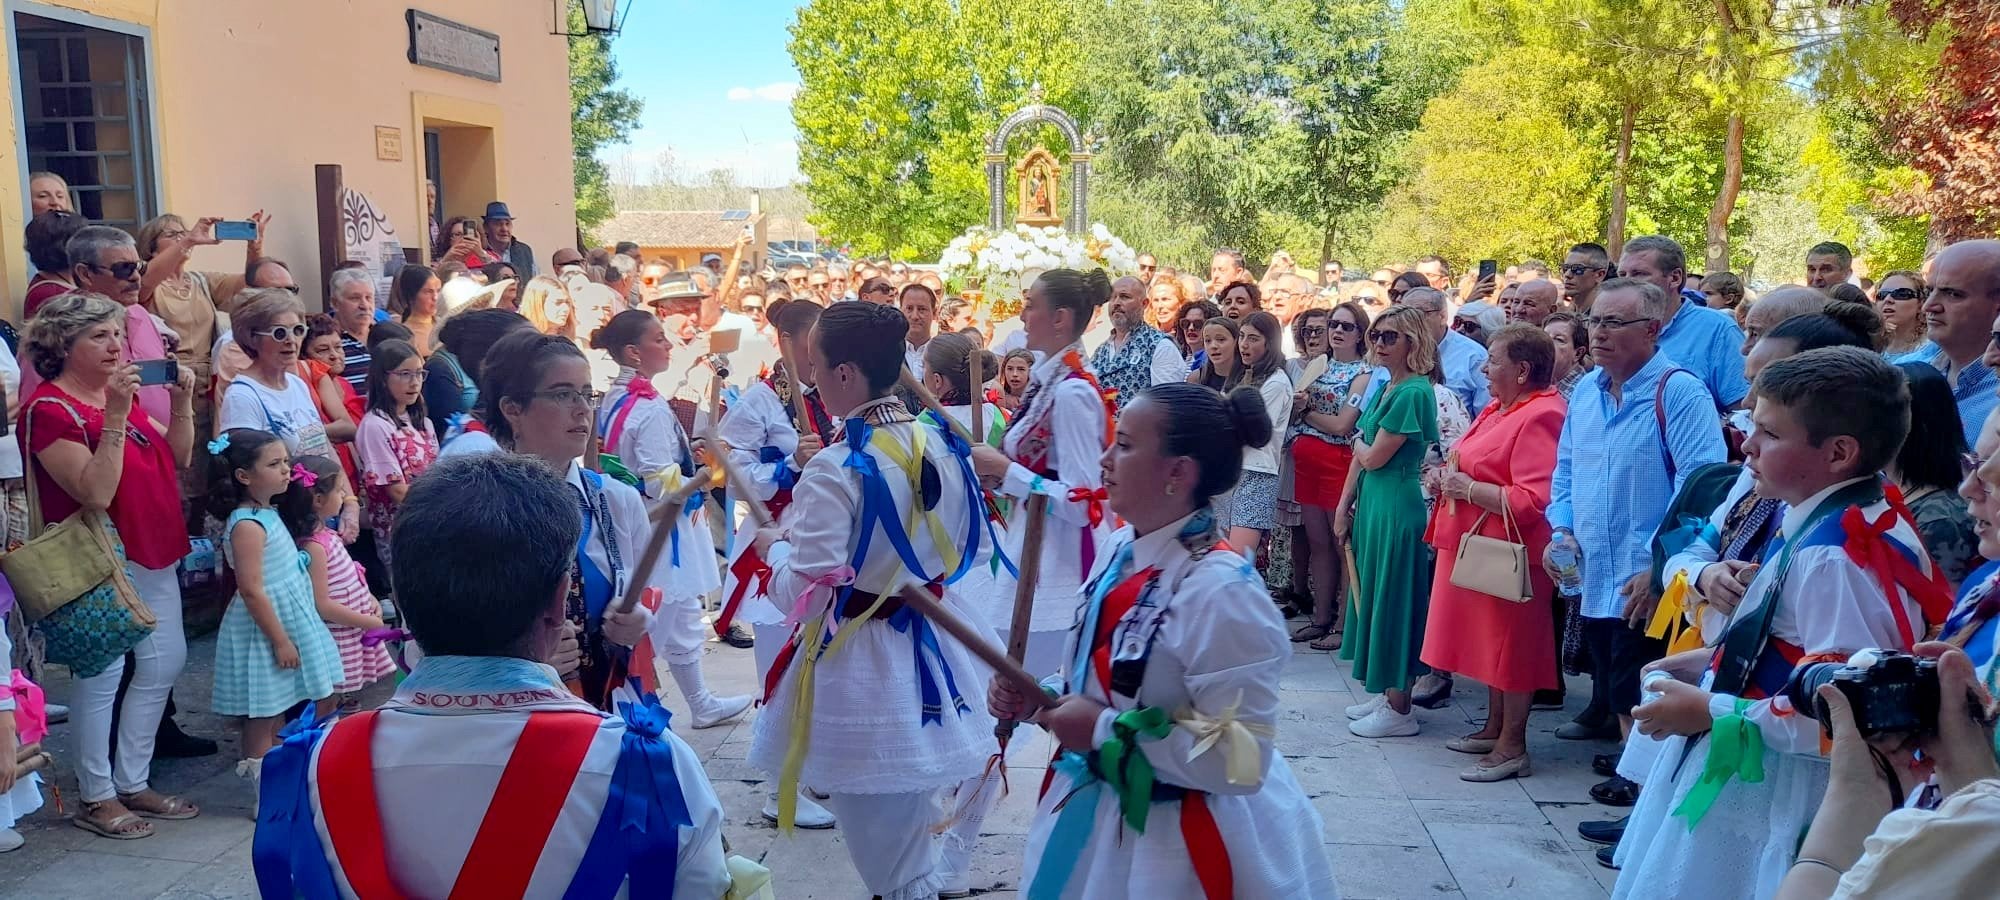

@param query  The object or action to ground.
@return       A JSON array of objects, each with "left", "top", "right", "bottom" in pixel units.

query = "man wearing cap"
[
  {"left": 552, "top": 246, "right": 586, "bottom": 274},
  {"left": 701, "top": 252, "right": 725, "bottom": 278},
  {"left": 481, "top": 201, "right": 536, "bottom": 278}
]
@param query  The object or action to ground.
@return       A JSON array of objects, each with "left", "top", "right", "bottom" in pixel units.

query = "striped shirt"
[
  {"left": 340, "top": 332, "right": 370, "bottom": 390},
  {"left": 1548, "top": 351, "right": 1727, "bottom": 619}
]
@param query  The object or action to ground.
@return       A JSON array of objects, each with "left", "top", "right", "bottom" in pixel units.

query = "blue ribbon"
[
  {"left": 759, "top": 445, "right": 799, "bottom": 492},
  {"left": 886, "top": 605, "right": 972, "bottom": 725},
  {"left": 1025, "top": 752, "right": 1102, "bottom": 900},
  {"left": 252, "top": 707, "right": 340, "bottom": 900},
  {"left": 564, "top": 679, "right": 691, "bottom": 899}
]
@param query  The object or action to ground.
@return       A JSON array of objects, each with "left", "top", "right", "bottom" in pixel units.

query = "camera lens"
[{"left": 1783, "top": 662, "right": 1847, "bottom": 722}]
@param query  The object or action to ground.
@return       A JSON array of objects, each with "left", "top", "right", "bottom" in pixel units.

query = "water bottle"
[
  {"left": 1549, "top": 539, "right": 1583, "bottom": 598},
  {"left": 1640, "top": 668, "right": 1674, "bottom": 706}
]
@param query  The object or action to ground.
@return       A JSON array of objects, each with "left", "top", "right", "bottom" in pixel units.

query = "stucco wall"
[{"left": 1, "top": 0, "right": 577, "bottom": 315}]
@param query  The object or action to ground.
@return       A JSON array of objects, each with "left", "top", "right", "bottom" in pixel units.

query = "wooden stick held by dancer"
[
  {"left": 969, "top": 348, "right": 985, "bottom": 442},
  {"left": 612, "top": 467, "right": 716, "bottom": 615},
  {"left": 892, "top": 581, "right": 1052, "bottom": 714},
  {"left": 996, "top": 494, "right": 1049, "bottom": 741},
  {"left": 898, "top": 370, "right": 978, "bottom": 447},
  {"left": 776, "top": 334, "right": 813, "bottom": 435}
]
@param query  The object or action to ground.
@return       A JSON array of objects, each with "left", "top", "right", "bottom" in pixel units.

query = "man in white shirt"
[
  {"left": 902, "top": 284, "right": 937, "bottom": 379},
  {"left": 1089, "top": 275, "right": 1183, "bottom": 411}
]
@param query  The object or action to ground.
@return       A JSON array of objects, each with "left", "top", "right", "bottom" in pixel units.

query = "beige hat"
[{"left": 438, "top": 276, "right": 514, "bottom": 326}]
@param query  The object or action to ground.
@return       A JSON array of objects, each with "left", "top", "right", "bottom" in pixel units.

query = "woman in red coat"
[{"left": 1422, "top": 324, "right": 1566, "bottom": 783}]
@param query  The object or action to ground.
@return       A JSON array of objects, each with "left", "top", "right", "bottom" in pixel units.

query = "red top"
[
  {"left": 22, "top": 274, "right": 71, "bottom": 319},
  {"left": 1423, "top": 389, "right": 1566, "bottom": 564},
  {"left": 21, "top": 382, "right": 191, "bottom": 570}
]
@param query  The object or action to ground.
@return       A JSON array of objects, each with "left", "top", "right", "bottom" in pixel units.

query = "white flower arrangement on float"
[{"left": 940, "top": 223, "right": 1138, "bottom": 318}]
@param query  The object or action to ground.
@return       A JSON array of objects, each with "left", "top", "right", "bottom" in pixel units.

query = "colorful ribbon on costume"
[
  {"left": 1025, "top": 752, "right": 1103, "bottom": 900},
  {"left": 1647, "top": 570, "right": 1707, "bottom": 656},
  {"left": 1841, "top": 505, "right": 1954, "bottom": 642},
  {"left": 6, "top": 669, "right": 49, "bottom": 746},
  {"left": 361, "top": 627, "right": 416, "bottom": 678},
  {"left": 252, "top": 706, "right": 342, "bottom": 900},
  {"left": 1672, "top": 698, "right": 1764, "bottom": 829},
  {"left": 786, "top": 566, "right": 854, "bottom": 628},
  {"left": 887, "top": 604, "right": 972, "bottom": 725},
  {"left": 1068, "top": 486, "right": 1108, "bottom": 529},
  {"left": 1099, "top": 706, "right": 1176, "bottom": 833},
  {"left": 565, "top": 678, "right": 692, "bottom": 897},
  {"left": 1179, "top": 691, "right": 1274, "bottom": 788}
]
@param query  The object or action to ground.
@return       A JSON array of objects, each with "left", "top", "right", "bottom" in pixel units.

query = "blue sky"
[{"left": 602, "top": 1, "right": 805, "bottom": 187}]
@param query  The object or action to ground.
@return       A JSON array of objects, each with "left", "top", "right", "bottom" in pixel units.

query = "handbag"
[
  {"left": 1, "top": 397, "right": 155, "bottom": 677},
  {"left": 1449, "top": 500, "right": 1533, "bottom": 604}
]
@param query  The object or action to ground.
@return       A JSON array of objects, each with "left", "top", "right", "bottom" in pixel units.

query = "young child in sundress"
[
  {"left": 206, "top": 429, "right": 343, "bottom": 802},
  {"left": 354, "top": 339, "right": 440, "bottom": 574},
  {"left": 288, "top": 454, "right": 393, "bottom": 701}
]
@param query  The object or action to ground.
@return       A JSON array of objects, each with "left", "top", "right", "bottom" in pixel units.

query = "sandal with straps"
[
  {"left": 118, "top": 789, "right": 201, "bottom": 820},
  {"left": 73, "top": 801, "right": 154, "bottom": 840}
]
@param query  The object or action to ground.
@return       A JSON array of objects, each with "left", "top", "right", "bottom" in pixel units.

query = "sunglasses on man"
[{"left": 87, "top": 260, "right": 143, "bottom": 280}]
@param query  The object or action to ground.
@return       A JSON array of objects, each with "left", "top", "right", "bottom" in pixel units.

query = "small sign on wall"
[
  {"left": 407, "top": 9, "right": 502, "bottom": 82},
  {"left": 375, "top": 126, "right": 403, "bottom": 162}
]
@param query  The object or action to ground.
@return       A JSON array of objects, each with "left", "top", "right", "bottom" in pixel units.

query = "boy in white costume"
[
  {"left": 1615, "top": 348, "right": 1953, "bottom": 899},
  {"left": 748, "top": 301, "right": 997, "bottom": 900},
  {"left": 254, "top": 454, "right": 732, "bottom": 898},
  {"left": 991, "top": 381, "right": 1338, "bottom": 900}
]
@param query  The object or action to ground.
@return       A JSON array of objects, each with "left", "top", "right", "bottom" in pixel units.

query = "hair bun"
[
  {"left": 586, "top": 323, "right": 612, "bottom": 352},
  {"left": 1221, "top": 385, "right": 1275, "bottom": 451},
  {"left": 1084, "top": 268, "right": 1113, "bottom": 308},
  {"left": 1823, "top": 300, "right": 1885, "bottom": 348}
]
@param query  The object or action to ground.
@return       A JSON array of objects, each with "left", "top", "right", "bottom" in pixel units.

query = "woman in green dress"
[{"left": 1334, "top": 305, "right": 1441, "bottom": 738}]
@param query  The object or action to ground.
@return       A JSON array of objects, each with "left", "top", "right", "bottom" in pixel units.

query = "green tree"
[
  {"left": 569, "top": 1, "right": 642, "bottom": 232},
  {"left": 1371, "top": 46, "right": 1610, "bottom": 265}
]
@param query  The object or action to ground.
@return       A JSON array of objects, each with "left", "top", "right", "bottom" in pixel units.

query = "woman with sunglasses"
[
  {"left": 1171, "top": 299, "right": 1224, "bottom": 372},
  {"left": 1877, "top": 270, "right": 1937, "bottom": 364},
  {"left": 217, "top": 290, "right": 336, "bottom": 466},
  {"left": 1287, "top": 302, "right": 1376, "bottom": 651},
  {"left": 1335, "top": 306, "right": 1442, "bottom": 738}
]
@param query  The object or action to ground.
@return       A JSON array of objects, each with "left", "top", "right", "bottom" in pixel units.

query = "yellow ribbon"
[
  {"left": 1176, "top": 690, "right": 1275, "bottom": 788},
  {"left": 869, "top": 425, "right": 960, "bottom": 577},
  {"left": 1646, "top": 569, "right": 1708, "bottom": 655},
  {"left": 775, "top": 578, "right": 897, "bottom": 832}
]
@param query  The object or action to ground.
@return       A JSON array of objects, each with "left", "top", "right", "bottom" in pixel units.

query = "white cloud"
[{"left": 726, "top": 82, "right": 799, "bottom": 103}]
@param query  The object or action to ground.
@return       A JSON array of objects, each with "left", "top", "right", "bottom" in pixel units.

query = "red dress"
[{"left": 1419, "top": 389, "right": 1565, "bottom": 692}]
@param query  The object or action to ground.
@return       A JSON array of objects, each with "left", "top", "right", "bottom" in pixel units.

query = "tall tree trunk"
[
  {"left": 1705, "top": 111, "right": 1745, "bottom": 274},
  {"left": 1607, "top": 99, "right": 1636, "bottom": 260},
  {"left": 1321, "top": 224, "right": 1337, "bottom": 270}
]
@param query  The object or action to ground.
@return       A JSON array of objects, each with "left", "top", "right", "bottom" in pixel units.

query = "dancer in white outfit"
[
  {"left": 991, "top": 382, "right": 1338, "bottom": 899},
  {"left": 971, "top": 269, "right": 1120, "bottom": 681},
  {"left": 748, "top": 302, "right": 996, "bottom": 900}
]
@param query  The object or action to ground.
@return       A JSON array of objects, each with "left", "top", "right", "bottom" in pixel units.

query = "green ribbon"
[
  {"left": 1096, "top": 706, "right": 1175, "bottom": 834},
  {"left": 1672, "top": 698, "right": 1765, "bottom": 829}
]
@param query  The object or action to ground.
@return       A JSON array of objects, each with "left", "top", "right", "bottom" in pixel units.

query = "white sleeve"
[
  {"left": 623, "top": 400, "right": 689, "bottom": 497},
  {"left": 717, "top": 386, "right": 794, "bottom": 502},
  {"left": 216, "top": 379, "right": 264, "bottom": 433},
  {"left": 1123, "top": 560, "right": 1289, "bottom": 795},
  {"left": 999, "top": 379, "right": 1107, "bottom": 529},
  {"left": 665, "top": 731, "right": 735, "bottom": 899},
  {"left": 1259, "top": 372, "right": 1292, "bottom": 453},
  {"left": 1150, "top": 339, "right": 1183, "bottom": 388},
  {"left": 766, "top": 449, "right": 860, "bottom": 611}
]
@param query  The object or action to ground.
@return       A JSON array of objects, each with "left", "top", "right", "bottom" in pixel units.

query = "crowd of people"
[{"left": 1, "top": 164, "right": 1997, "bottom": 899}]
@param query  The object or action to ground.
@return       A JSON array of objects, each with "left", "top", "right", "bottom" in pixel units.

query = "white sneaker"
[
  {"left": 0, "top": 827, "right": 23, "bottom": 853},
  {"left": 1349, "top": 704, "right": 1420, "bottom": 738},
  {"left": 760, "top": 790, "right": 837, "bottom": 830},
  {"left": 45, "top": 703, "right": 69, "bottom": 724},
  {"left": 1345, "top": 694, "right": 1387, "bottom": 721},
  {"left": 236, "top": 757, "right": 264, "bottom": 819}
]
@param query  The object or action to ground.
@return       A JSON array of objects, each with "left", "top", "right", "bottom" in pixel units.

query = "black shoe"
[
  {"left": 1595, "top": 843, "right": 1619, "bottom": 869},
  {"left": 1554, "top": 718, "right": 1621, "bottom": 741},
  {"left": 1411, "top": 673, "right": 1455, "bottom": 709},
  {"left": 154, "top": 723, "right": 220, "bottom": 759},
  {"left": 1592, "top": 752, "right": 1619, "bottom": 777},
  {"left": 1590, "top": 775, "right": 1640, "bottom": 807},
  {"left": 722, "top": 622, "right": 755, "bottom": 649},
  {"left": 1530, "top": 689, "right": 1566, "bottom": 710},
  {"left": 1577, "top": 817, "right": 1626, "bottom": 845}
]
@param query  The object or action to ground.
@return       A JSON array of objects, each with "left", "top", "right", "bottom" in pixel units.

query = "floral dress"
[
  {"left": 355, "top": 410, "right": 440, "bottom": 571},
  {"left": 1421, "top": 383, "right": 1472, "bottom": 511}
]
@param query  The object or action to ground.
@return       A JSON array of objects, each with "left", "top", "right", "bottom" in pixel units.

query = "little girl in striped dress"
[{"left": 293, "top": 455, "right": 394, "bottom": 698}]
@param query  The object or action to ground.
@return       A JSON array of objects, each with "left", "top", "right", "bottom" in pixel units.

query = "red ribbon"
[
  {"left": 1839, "top": 505, "right": 1954, "bottom": 647},
  {"left": 625, "top": 378, "right": 660, "bottom": 401},
  {"left": 1068, "top": 487, "right": 1109, "bottom": 529}
]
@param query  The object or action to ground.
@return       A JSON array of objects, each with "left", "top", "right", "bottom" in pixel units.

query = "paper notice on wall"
[{"left": 342, "top": 188, "right": 405, "bottom": 310}]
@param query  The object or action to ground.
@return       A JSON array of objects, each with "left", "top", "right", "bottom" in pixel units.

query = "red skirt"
[{"left": 1291, "top": 436, "right": 1353, "bottom": 509}]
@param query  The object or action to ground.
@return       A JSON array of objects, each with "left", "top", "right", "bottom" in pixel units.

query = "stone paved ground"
[{"left": 0, "top": 624, "right": 1625, "bottom": 899}]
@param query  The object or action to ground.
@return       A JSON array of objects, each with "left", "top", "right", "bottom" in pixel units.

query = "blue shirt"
[
  {"left": 1438, "top": 329, "right": 1490, "bottom": 413},
  {"left": 1549, "top": 352, "right": 1728, "bottom": 619},
  {"left": 1887, "top": 340, "right": 1940, "bottom": 366},
  {"left": 1657, "top": 298, "right": 1748, "bottom": 410},
  {"left": 1931, "top": 351, "right": 1998, "bottom": 448}
]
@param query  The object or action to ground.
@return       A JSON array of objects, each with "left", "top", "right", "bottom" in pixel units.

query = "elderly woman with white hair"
[
  {"left": 214, "top": 289, "right": 335, "bottom": 462},
  {"left": 21, "top": 292, "right": 201, "bottom": 839}
]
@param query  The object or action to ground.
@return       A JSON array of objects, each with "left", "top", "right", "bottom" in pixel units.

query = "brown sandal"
[
  {"left": 118, "top": 789, "right": 201, "bottom": 820},
  {"left": 1309, "top": 630, "right": 1343, "bottom": 652},
  {"left": 74, "top": 801, "right": 154, "bottom": 839}
]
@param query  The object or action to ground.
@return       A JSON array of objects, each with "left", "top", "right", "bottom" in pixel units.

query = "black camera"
[{"left": 1784, "top": 650, "right": 1939, "bottom": 738}]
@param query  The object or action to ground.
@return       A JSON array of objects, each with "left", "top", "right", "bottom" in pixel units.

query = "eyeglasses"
[
  {"left": 1561, "top": 264, "right": 1606, "bottom": 277},
  {"left": 1366, "top": 330, "right": 1402, "bottom": 346},
  {"left": 1453, "top": 319, "right": 1482, "bottom": 333},
  {"left": 1183, "top": 320, "right": 1206, "bottom": 333},
  {"left": 1585, "top": 315, "right": 1655, "bottom": 331},
  {"left": 1301, "top": 326, "right": 1327, "bottom": 337},
  {"left": 87, "top": 260, "right": 142, "bottom": 280},
  {"left": 263, "top": 324, "right": 308, "bottom": 342},
  {"left": 1328, "top": 320, "right": 1359, "bottom": 334},
  {"left": 1962, "top": 452, "right": 1987, "bottom": 477},
  {"left": 387, "top": 369, "right": 428, "bottom": 382},
  {"left": 743, "top": 304, "right": 765, "bottom": 314},
  {"left": 531, "top": 387, "right": 600, "bottom": 408},
  {"left": 1876, "top": 287, "right": 1920, "bottom": 303},
  {"left": 277, "top": 284, "right": 301, "bottom": 295}
]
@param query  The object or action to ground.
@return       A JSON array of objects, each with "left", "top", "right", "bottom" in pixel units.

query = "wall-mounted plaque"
[{"left": 407, "top": 9, "right": 501, "bottom": 83}]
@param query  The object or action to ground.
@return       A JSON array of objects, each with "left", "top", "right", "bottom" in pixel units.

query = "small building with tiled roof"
[{"left": 598, "top": 208, "right": 768, "bottom": 272}]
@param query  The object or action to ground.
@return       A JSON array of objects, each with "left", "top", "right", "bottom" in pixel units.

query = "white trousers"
[
  {"left": 71, "top": 563, "right": 186, "bottom": 803},
  {"left": 821, "top": 790, "right": 945, "bottom": 900}
]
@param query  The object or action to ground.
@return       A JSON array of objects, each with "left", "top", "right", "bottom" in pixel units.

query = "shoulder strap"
[
  {"left": 1653, "top": 368, "right": 1693, "bottom": 481},
  {"left": 315, "top": 711, "right": 403, "bottom": 899},
  {"left": 21, "top": 395, "right": 92, "bottom": 535}
]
